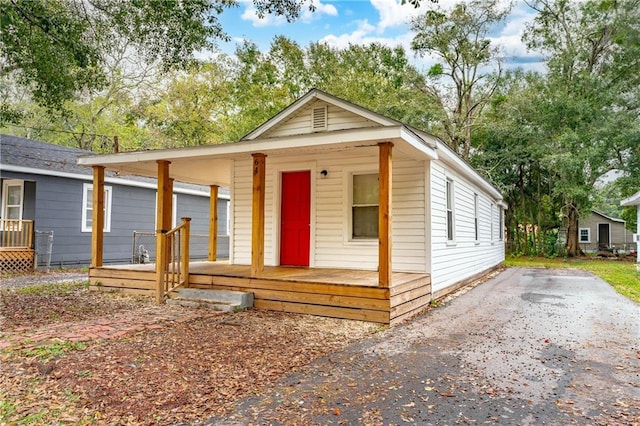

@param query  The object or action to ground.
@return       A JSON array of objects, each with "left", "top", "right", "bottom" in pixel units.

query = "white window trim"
[
  {"left": 224, "top": 200, "right": 230, "bottom": 237},
  {"left": 499, "top": 207, "right": 504, "bottom": 241},
  {"left": 1, "top": 179, "right": 24, "bottom": 221},
  {"left": 490, "top": 203, "right": 495, "bottom": 243},
  {"left": 579, "top": 227, "right": 591, "bottom": 243},
  {"left": 344, "top": 167, "right": 379, "bottom": 245},
  {"left": 155, "top": 193, "right": 178, "bottom": 229},
  {"left": 81, "top": 183, "right": 112, "bottom": 233},
  {"left": 473, "top": 193, "right": 479, "bottom": 243},
  {"left": 446, "top": 178, "right": 456, "bottom": 244}
]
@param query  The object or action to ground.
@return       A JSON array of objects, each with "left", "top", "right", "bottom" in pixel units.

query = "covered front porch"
[{"left": 89, "top": 262, "right": 431, "bottom": 325}]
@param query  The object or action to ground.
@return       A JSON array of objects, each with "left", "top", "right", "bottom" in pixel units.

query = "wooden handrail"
[
  {"left": 0, "top": 220, "right": 34, "bottom": 249},
  {"left": 162, "top": 217, "right": 191, "bottom": 298}
]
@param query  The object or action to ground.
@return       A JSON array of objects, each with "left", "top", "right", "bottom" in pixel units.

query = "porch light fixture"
[{"left": 320, "top": 169, "right": 328, "bottom": 177}]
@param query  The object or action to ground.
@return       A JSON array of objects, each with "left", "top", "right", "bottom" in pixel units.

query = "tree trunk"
[{"left": 565, "top": 202, "right": 582, "bottom": 257}]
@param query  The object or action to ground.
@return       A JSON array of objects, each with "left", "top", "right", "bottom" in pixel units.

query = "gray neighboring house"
[
  {"left": 0, "top": 134, "right": 229, "bottom": 270},
  {"left": 579, "top": 210, "right": 634, "bottom": 253}
]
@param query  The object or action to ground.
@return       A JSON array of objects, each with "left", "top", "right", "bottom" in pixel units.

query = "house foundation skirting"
[
  {"left": 87, "top": 263, "right": 431, "bottom": 325},
  {"left": 0, "top": 248, "right": 35, "bottom": 273}
]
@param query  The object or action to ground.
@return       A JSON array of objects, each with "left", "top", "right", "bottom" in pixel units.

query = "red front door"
[{"left": 280, "top": 171, "right": 310, "bottom": 266}]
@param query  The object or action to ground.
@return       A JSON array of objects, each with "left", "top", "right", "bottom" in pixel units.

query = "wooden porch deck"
[{"left": 89, "top": 262, "right": 432, "bottom": 324}]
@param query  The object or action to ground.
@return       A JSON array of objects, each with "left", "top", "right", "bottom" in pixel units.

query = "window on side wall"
[
  {"left": 579, "top": 228, "right": 590, "bottom": 243},
  {"left": 446, "top": 178, "right": 455, "bottom": 242},
  {"left": 499, "top": 207, "right": 504, "bottom": 241},
  {"left": 1, "top": 179, "right": 25, "bottom": 231},
  {"left": 1, "top": 179, "right": 24, "bottom": 221},
  {"left": 82, "top": 183, "right": 112, "bottom": 232},
  {"left": 352, "top": 173, "right": 378, "bottom": 240},
  {"left": 490, "top": 203, "right": 495, "bottom": 242},
  {"left": 473, "top": 193, "right": 479, "bottom": 242}
]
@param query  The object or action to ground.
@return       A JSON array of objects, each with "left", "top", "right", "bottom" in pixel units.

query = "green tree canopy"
[{"left": 0, "top": 0, "right": 315, "bottom": 115}]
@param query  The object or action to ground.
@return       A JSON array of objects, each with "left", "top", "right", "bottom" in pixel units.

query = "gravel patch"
[{"left": 0, "top": 271, "right": 88, "bottom": 290}]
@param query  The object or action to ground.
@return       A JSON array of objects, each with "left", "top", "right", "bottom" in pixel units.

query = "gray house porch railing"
[
  {"left": 0, "top": 219, "right": 34, "bottom": 249},
  {"left": 132, "top": 231, "right": 210, "bottom": 264},
  {"left": 0, "top": 219, "right": 35, "bottom": 273}
]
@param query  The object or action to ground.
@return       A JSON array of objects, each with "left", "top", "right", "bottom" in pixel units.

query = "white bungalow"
[{"left": 78, "top": 89, "right": 507, "bottom": 324}]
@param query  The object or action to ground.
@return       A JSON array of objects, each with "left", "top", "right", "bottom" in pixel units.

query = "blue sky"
[{"left": 214, "top": 0, "right": 545, "bottom": 72}]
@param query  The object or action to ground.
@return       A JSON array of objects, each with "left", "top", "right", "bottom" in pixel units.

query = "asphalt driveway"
[{"left": 205, "top": 267, "right": 640, "bottom": 425}]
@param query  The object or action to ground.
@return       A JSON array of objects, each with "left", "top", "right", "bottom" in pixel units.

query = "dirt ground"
[{"left": 0, "top": 277, "right": 378, "bottom": 425}]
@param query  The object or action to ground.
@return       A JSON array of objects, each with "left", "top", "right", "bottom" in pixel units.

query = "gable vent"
[{"left": 311, "top": 106, "right": 328, "bottom": 132}]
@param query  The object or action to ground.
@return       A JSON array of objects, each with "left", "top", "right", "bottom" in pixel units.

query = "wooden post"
[
  {"left": 155, "top": 160, "right": 171, "bottom": 304},
  {"left": 181, "top": 217, "right": 191, "bottom": 288},
  {"left": 209, "top": 185, "right": 219, "bottom": 261},
  {"left": 251, "top": 153, "right": 266, "bottom": 277},
  {"left": 91, "top": 166, "right": 105, "bottom": 268},
  {"left": 378, "top": 142, "right": 393, "bottom": 288}
]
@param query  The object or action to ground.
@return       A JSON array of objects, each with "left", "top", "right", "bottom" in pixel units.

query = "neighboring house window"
[
  {"left": 446, "top": 178, "right": 455, "bottom": 241},
  {"left": 82, "top": 183, "right": 112, "bottom": 232},
  {"left": 155, "top": 193, "right": 178, "bottom": 229},
  {"left": 1, "top": 179, "right": 24, "bottom": 221},
  {"left": 352, "top": 173, "right": 378, "bottom": 239},
  {"left": 473, "top": 193, "right": 479, "bottom": 241},
  {"left": 579, "top": 228, "right": 590, "bottom": 243}
]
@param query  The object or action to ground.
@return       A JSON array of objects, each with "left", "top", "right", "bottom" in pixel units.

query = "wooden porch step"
[{"left": 167, "top": 288, "right": 254, "bottom": 312}]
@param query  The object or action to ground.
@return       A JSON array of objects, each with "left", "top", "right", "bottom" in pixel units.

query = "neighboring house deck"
[
  {"left": 0, "top": 135, "right": 230, "bottom": 272},
  {"left": 78, "top": 89, "right": 507, "bottom": 324}
]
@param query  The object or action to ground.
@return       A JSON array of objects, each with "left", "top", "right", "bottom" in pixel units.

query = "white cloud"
[
  {"left": 240, "top": 0, "right": 337, "bottom": 27},
  {"left": 371, "top": 0, "right": 424, "bottom": 32}
]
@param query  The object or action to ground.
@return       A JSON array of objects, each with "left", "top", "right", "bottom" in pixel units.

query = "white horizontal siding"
[
  {"left": 262, "top": 101, "right": 380, "bottom": 139},
  {"left": 230, "top": 148, "right": 427, "bottom": 273},
  {"left": 430, "top": 162, "right": 504, "bottom": 293}
]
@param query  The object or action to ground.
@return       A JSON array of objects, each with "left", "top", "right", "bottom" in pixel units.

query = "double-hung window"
[
  {"left": 352, "top": 173, "right": 378, "bottom": 239},
  {"left": 490, "top": 203, "right": 495, "bottom": 242},
  {"left": 446, "top": 178, "right": 455, "bottom": 241},
  {"left": 579, "top": 228, "right": 590, "bottom": 243},
  {"left": 82, "top": 183, "right": 112, "bottom": 232},
  {"left": 473, "top": 193, "right": 479, "bottom": 242},
  {"left": 1, "top": 179, "right": 24, "bottom": 221}
]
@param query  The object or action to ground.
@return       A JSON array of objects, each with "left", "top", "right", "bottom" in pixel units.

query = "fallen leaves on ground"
[
  {"left": 0, "top": 284, "right": 146, "bottom": 330},
  {"left": 0, "top": 287, "right": 377, "bottom": 425}
]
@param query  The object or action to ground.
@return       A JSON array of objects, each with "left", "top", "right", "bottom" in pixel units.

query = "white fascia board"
[
  {"left": 434, "top": 142, "right": 505, "bottom": 203},
  {"left": 312, "top": 91, "right": 399, "bottom": 126},
  {"left": 78, "top": 126, "right": 422, "bottom": 166},
  {"left": 0, "top": 164, "right": 221, "bottom": 198},
  {"left": 621, "top": 191, "right": 640, "bottom": 206},
  {"left": 399, "top": 127, "right": 438, "bottom": 160}
]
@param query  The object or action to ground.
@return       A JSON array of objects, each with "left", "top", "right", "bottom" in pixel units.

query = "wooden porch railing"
[
  {"left": 161, "top": 217, "right": 191, "bottom": 298},
  {"left": 0, "top": 219, "right": 34, "bottom": 249}
]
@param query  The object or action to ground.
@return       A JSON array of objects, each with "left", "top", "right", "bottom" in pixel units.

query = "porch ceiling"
[{"left": 77, "top": 126, "right": 438, "bottom": 186}]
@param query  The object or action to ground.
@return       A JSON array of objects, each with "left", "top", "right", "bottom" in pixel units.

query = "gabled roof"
[
  {"left": 621, "top": 191, "right": 640, "bottom": 206},
  {"left": 76, "top": 89, "right": 504, "bottom": 203},
  {"left": 0, "top": 134, "right": 224, "bottom": 198},
  {"left": 591, "top": 210, "right": 625, "bottom": 223},
  {"left": 242, "top": 88, "right": 402, "bottom": 141}
]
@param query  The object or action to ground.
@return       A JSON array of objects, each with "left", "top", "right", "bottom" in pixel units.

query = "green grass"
[
  {"left": 22, "top": 340, "right": 87, "bottom": 362},
  {"left": 505, "top": 256, "right": 640, "bottom": 303},
  {"left": 9, "top": 280, "right": 89, "bottom": 296}
]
